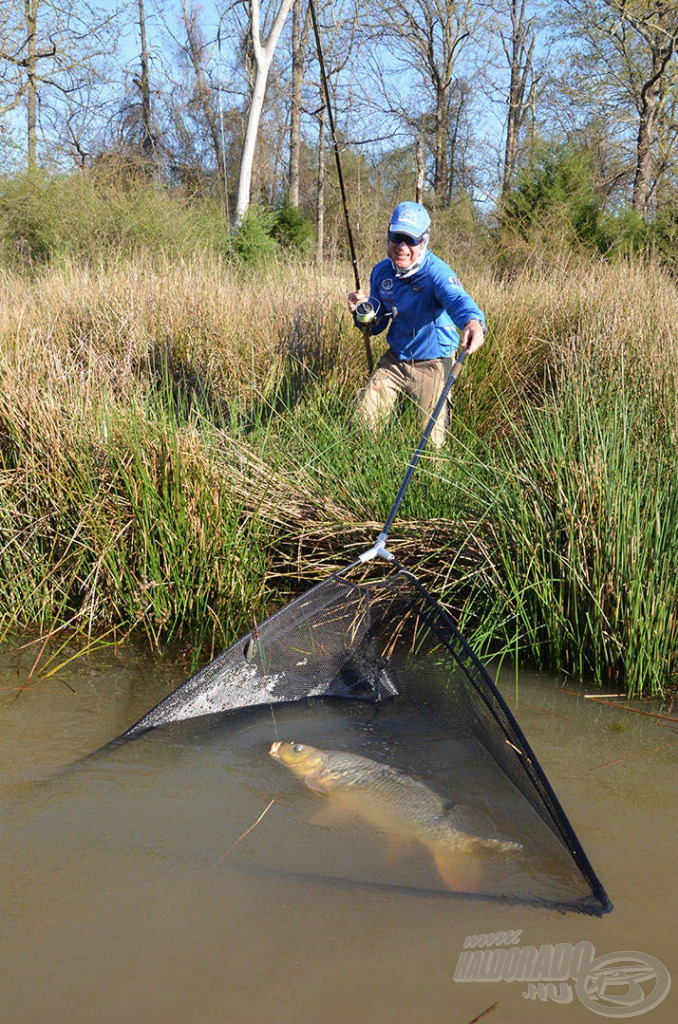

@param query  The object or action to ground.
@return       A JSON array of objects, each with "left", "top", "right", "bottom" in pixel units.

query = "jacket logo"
[{"left": 381, "top": 278, "right": 394, "bottom": 292}]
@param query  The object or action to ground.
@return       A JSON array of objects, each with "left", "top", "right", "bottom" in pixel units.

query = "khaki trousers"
[{"left": 357, "top": 349, "right": 450, "bottom": 448}]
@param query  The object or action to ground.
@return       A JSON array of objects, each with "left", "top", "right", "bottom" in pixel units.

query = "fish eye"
[{"left": 293, "top": 743, "right": 304, "bottom": 752}]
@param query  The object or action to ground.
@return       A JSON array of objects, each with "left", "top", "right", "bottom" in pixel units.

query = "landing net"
[{"left": 116, "top": 560, "right": 612, "bottom": 915}]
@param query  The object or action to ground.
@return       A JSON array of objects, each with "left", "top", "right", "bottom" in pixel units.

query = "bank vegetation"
[{"left": 0, "top": 225, "right": 676, "bottom": 699}]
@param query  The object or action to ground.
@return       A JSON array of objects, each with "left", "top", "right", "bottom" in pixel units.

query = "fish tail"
[{"left": 429, "top": 835, "right": 521, "bottom": 891}]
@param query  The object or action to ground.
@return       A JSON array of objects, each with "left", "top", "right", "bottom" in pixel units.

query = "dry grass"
[{"left": 0, "top": 251, "right": 676, "bottom": 694}]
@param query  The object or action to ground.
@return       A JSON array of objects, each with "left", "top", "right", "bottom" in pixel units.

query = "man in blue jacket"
[{"left": 348, "top": 201, "right": 486, "bottom": 447}]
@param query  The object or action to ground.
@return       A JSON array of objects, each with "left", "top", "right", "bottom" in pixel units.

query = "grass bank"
[{"left": 0, "top": 254, "right": 676, "bottom": 696}]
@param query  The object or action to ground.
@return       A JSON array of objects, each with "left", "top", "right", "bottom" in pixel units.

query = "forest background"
[
  {"left": 1, "top": 0, "right": 677, "bottom": 258},
  {"left": 0, "top": 1, "right": 677, "bottom": 699}
]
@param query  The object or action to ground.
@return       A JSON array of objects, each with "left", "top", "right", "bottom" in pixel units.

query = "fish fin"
[
  {"left": 430, "top": 847, "right": 483, "bottom": 893},
  {"left": 310, "top": 802, "right": 359, "bottom": 828},
  {"left": 302, "top": 776, "right": 329, "bottom": 795}
]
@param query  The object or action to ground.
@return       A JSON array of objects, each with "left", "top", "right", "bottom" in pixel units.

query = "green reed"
[
  {"left": 0, "top": 255, "right": 676, "bottom": 695},
  {"left": 445, "top": 354, "right": 678, "bottom": 697},
  {"left": 0, "top": 387, "right": 275, "bottom": 660}
]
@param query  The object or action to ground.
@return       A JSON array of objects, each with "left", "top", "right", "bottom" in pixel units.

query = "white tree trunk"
[
  {"left": 315, "top": 102, "right": 325, "bottom": 266},
  {"left": 234, "top": 0, "right": 294, "bottom": 225}
]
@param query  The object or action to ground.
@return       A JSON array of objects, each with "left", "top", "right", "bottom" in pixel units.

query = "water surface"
[{"left": 1, "top": 642, "right": 675, "bottom": 1023}]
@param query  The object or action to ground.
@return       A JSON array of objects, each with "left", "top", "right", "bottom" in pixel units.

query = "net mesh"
[{"left": 117, "top": 563, "right": 611, "bottom": 914}]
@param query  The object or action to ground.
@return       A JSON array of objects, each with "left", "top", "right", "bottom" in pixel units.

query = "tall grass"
[
  {"left": 0, "top": 252, "right": 676, "bottom": 696},
  {"left": 0, "top": 391, "right": 275, "bottom": 657},
  {"left": 457, "top": 355, "right": 678, "bottom": 696}
]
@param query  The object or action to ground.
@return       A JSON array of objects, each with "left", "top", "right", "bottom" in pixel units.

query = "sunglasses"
[{"left": 388, "top": 232, "right": 421, "bottom": 246}]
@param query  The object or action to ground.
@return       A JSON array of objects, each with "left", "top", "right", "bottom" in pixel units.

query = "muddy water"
[{"left": 1, "top": 642, "right": 676, "bottom": 1024}]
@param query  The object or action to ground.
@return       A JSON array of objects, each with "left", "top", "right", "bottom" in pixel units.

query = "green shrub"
[
  {"left": 598, "top": 206, "right": 648, "bottom": 259},
  {"left": 0, "top": 170, "right": 232, "bottom": 267},
  {"left": 650, "top": 199, "right": 678, "bottom": 274},
  {"left": 499, "top": 142, "right": 604, "bottom": 250},
  {"left": 271, "top": 200, "right": 314, "bottom": 251},
  {"left": 0, "top": 172, "right": 61, "bottom": 262},
  {"left": 495, "top": 142, "right": 668, "bottom": 268},
  {"left": 232, "top": 206, "right": 281, "bottom": 264}
]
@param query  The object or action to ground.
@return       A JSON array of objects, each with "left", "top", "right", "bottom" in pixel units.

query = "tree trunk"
[
  {"left": 431, "top": 16, "right": 465, "bottom": 205},
  {"left": 234, "top": 0, "right": 294, "bottom": 225},
  {"left": 289, "top": 0, "right": 311, "bottom": 206},
  {"left": 446, "top": 83, "right": 468, "bottom": 203},
  {"left": 633, "top": 85, "right": 661, "bottom": 217},
  {"left": 433, "top": 86, "right": 450, "bottom": 204},
  {"left": 316, "top": 102, "right": 325, "bottom": 266},
  {"left": 137, "top": 0, "right": 155, "bottom": 158},
  {"left": 26, "top": 0, "right": 38, "bottom": 174},
  {"left": 503, "top": 113, "right": 518, "bottom": 197},
  {"left": 415, "top": 136, "right": 425, "bottom": 202},
  {"left": 632, "top": 41, "right": 673, "bottom": 218},
  {"left": 236, "top": 64, "right": 268, "bottom": 221},
  {"left": 501, "top": 0, "right": 536, "bottom": 200}
]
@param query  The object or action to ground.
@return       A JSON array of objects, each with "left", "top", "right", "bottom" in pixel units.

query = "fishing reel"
[{"left": 354, "top": 300, "right": 377, "bottom": 325}]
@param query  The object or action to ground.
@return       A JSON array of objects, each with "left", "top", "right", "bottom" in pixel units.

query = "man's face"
[{"left": 387, "top": 232, "right": 424, "bottom": 270}]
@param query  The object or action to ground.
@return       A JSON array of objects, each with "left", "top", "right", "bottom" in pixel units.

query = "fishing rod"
[
  {"left": 308, "top": 0, "right": 468, "bottom": 551},
  {"left": 308, "top": 0, "right": 373, "bottom": 373}
]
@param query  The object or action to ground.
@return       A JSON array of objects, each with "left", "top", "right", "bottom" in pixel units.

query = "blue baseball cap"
[{"left": 388, "top": 201, "right": 431, "bottom": 243}]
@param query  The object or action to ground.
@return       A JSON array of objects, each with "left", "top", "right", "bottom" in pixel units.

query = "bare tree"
[
  {"left": 554, "top": 0, "right": 678, "bottom": 217},
  {"left": 306, "top": 1, "right": 361, "bottom": 258},
  {"left": 137, "top": 0, "right": 155, "bottom": 158},
  {"left": 112, "top": 0, "right": 158, "bottom": 165},
  {"left": 499, "top": 0, "right": 538, "bottom": 198},
  {"left": 367, "top": 0, "right": 490, "bottom": 206},
  {"left": 288, "top": 0, "right": 312, "bottom": 206},
  {"left": 129, "top": 1, "right": 247, "bottom": 207},
  {"left": 234, "top": 0, "right": 294, "bottom": 224},
  {"left": 179, "top": 0, "right": 226, "bottom": 189},
  {"left": 0, "top": 0, "right": 118, "bottom": 172}
]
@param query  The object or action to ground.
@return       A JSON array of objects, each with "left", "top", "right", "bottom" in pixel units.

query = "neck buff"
[{"left": 388, "top": 231, "right": 430, "bottom": 278}]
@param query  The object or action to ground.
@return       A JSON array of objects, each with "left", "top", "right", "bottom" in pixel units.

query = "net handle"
[{"left": 375, "top": 349, "right": 467, "bottom": 546}]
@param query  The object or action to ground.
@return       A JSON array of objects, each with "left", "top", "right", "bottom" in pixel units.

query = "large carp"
[{"left": 269, "top": 740, "right": 521, "bottom": 891}]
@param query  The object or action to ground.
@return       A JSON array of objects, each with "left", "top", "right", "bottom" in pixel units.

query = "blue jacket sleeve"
[{"left": 432, "top": 267, "right": 485, "bottom": 329}]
